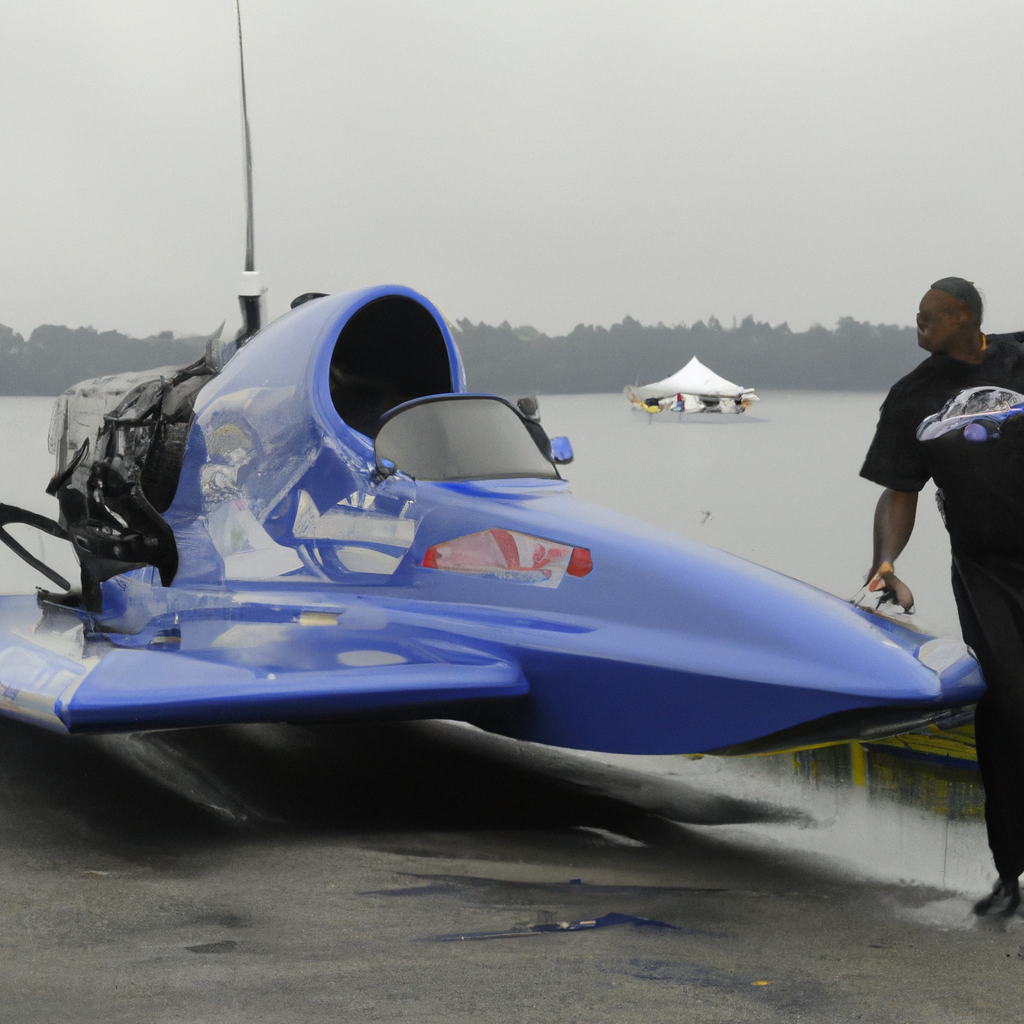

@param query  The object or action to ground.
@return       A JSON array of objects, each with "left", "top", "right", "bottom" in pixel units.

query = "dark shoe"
[{"left": 973, "top": 878, "right": 1021, "bottom": 917}]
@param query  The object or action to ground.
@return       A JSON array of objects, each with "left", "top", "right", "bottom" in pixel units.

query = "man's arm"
[{"left": 868, "top": 488, "right": 918, "bottom": 610}]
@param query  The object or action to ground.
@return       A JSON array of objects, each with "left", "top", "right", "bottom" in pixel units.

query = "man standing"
[{"left": 861, "top": 278, "right": 1024, "bottom": 915}]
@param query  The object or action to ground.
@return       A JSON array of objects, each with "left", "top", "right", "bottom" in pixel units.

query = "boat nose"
[{"left": 913, "top": 636, "right": 984, "bottom": 701}]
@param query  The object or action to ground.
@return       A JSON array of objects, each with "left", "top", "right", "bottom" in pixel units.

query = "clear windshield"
[{"left": 375, "top": 396, "right": 558, "bottom": 481}]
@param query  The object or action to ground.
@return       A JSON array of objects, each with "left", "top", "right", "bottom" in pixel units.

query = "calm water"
[{"left": 0, "top": 394, "right": 994, "bottom": 900}]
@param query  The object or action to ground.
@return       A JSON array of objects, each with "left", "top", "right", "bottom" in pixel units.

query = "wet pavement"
[{"left": 1, "top": 715, "right": 1022, "bottom": 1023}]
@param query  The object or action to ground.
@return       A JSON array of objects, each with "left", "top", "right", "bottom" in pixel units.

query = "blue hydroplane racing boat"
[{"left": 0, "top": 285, "right": 985, "bottom": 755}]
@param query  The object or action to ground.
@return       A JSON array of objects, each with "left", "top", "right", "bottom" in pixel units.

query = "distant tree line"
[
  {"left": 451, "top": 315, "right": 923, "bottom": 394},
  {"left": 0, "top": 314, "right": 923, "bottom": 397},
  {"left": 0, "top": 324, "right": 207, "bottom": 396}
]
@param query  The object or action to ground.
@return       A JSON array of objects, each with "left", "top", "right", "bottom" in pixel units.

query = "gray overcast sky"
[{"left": 1, "top": 1, "right": 1023, "bottom": 340}]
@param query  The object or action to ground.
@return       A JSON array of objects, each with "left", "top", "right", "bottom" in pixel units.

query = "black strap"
[{"left": 0, "top": 504, "right": 71, "bottom": 591}]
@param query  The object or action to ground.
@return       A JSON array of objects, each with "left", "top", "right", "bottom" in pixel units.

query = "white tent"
[{"left": 629, "top": 356, "right": 749, "bottom": 401}]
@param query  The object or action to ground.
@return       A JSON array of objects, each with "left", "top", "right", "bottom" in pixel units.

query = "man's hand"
[
  {"left": 867, "top": 561, "right": 915, "bottom": 612},
  {"left": 868, "top": 489, "right": 918, "bottom": 612}
]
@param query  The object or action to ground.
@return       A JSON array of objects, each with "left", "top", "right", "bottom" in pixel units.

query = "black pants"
[{"left": 952, "top": 555, "right": 1024, "bottom": 881}]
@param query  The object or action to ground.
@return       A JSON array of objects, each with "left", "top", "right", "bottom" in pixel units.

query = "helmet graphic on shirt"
[{"left": 917, "top": 386, "right": 1024, "bottom": 443}]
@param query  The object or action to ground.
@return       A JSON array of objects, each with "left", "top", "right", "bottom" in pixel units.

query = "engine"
[{"left": 46, "top": 356, "right": 216, "bottom": 609}]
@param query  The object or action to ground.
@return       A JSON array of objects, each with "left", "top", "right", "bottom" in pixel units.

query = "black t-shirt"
[{"left": 860, "top": 332, "right": 1024, "bottom": 557}]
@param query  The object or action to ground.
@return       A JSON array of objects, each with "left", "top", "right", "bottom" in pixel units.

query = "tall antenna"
[
  {"left": 236, "top": 0, "right": 254, "bottom": 274},
  {"left": 234, "top": 0, "right": 261, "bottom": 345}
]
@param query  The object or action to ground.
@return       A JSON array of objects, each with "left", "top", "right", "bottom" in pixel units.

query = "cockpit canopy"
[{"left": 375, "top": 395, "right": 559, "bottom": 482}]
